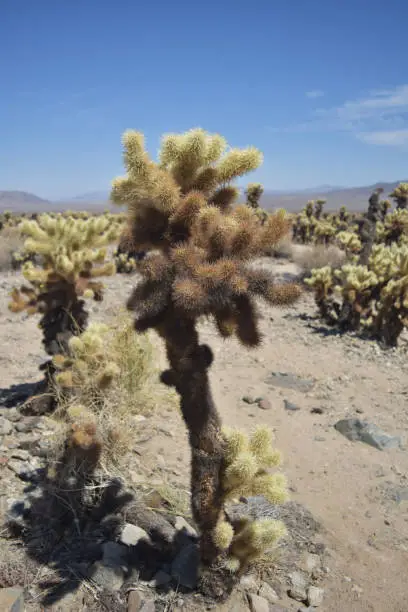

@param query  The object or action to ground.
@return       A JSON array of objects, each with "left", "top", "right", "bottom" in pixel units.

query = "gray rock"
[
  {"left": 266, "top": 372, "right": 315, "bottom": 392},
  {"left": 284, "top": 399, "right": 300, "bottom": 411},
  {"left": 120, "top": 523, "right": 151, "bottom": 546},
  {"left": 7, "top": 460, "right": 28, "bottom": 477},
  {"left": 15, "top": 418, "right": 40, "bottom": 433},
  {"left": 0, "top": 417, "right": 12, "bottom": 436},
  {"left": 304, "top": 553, "right": 321, "bottom": 573},
  {"left": 171, "top": 542, "right": 199, "bottom": 589},
  {"left": 240, "top": 573, "right": 259, "bottom": 592},
  {"left": 127, "top": 591, "right": 142, "bottom": 612},
  {"left": 243, "top": 395, "right": 260, "bottom": 405},
  {"left": 288, "top": 571, "right": 308, "bottom": 602},
  {"left": 149, "top": 569, "right": 171, "bottom": 587},
  {"left": 248, "top": 593, "right": 270, "bottom": 612},
  {"left": 0, "top": 408, "right": 21, "bottom": 423},
  {"left": 334, "top": 418, "right": 402, "bottom": 450},
  {"left": 258, "top": 581, "right": 279, "bottom": 603},
  {"left": 0, "top": 587, "right": 24, "bottom": 612},
  {"left": 307, "top": 586, "right": 324, "bottom": 607},
  {"left": 258, "top": 398, "right": 272, "bottom": 410},
  {"left": 10, "top": 450, "right": 30, "bottom": 461},
  {"left": 91, "top": 562, "right": 125, "bottom": 591},
  {"left": 102, "top": 541, "right": 128, "bottom": 568},
  {"left": 139, "top": 600, "right": 156, "bottom": 612},
  {"left": 174, "top": 516, "right": 198, "bottom": 539}
]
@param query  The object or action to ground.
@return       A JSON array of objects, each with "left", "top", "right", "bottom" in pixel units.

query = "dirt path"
[{"left": 1, "top": 260, "right": 407, "bottom": 611}]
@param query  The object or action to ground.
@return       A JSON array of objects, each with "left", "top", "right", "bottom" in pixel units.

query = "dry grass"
[
  {"left": 290, "top": 243, "right": 346, "bottom": 273},
  {"left": 0, "top": 226, "right": 25, "bottom": 271},
  {"left": 51, "top": 311, "right": 179, "bottom": 468}
]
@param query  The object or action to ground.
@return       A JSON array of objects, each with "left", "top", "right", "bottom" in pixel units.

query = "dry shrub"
[
  {"left": 291, "top": 243, "right": 346, "bottom": 273},
  {"left": 0, "top": 226, "right": 25, "bottom": 271},
  {"left": 51, "top": 311, "right": 178, "bottom": 467}
]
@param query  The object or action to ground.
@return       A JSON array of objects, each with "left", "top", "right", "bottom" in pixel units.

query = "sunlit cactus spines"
[
  {"left": 111, "top": 126, "right": 298, "bottom": 600},
  {"left": 245, "top": 182, "right": 264, "bottom": 209},
  {"left": 390, "top": 182, "right": 408, "bottom": 210},
  {"left": 8, "top": 213, "right": 121, "bottom": 414}
]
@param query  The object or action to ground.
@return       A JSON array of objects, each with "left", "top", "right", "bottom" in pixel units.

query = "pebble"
[
  {"left": 284, "top": 399, "right": 301, "bottom": 412},
  {"left": 288, "top": 571, "right": 308, "bottom": 602},
  {"left": 247, "top": 593, "right": 270, "bottom": 612},
  {"left": 307, "top": 586, "right": 324, "bottom": 607},
  {"left": 0, "top": 417, "right": 12, "bottom": 436},
  {"left": 258, "top": 581, "right": 279, "bottom": 603},
  {"left": 240, "top": 573, "right": 259, "bottom": 592},
  {"left": 258, "top": 398, "right": 272, "bottom": 410},
  {"left": 174, "top": 516, "right": 198, "bottom": 539}
]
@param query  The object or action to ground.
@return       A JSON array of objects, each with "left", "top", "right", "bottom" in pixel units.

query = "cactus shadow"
[
  {"left": 0, "top": 381, "right": 40, "bottom": 408},
  {"left": 5, "top": 466, "right": 178, "bottom": 608}
]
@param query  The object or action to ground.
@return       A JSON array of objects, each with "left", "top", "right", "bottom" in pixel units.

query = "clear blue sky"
[{"left": 1, "top": 0, "right": 408, "bottom": 199}]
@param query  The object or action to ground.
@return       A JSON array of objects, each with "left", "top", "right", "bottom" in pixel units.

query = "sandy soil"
[{"left": 0, "top": 258, "right": 407, "bottom": 612}]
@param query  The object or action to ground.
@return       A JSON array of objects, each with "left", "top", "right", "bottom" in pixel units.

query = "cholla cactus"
[
  {"left": 8, "top": 214, "right": 120, "bottom": 413},
  {"left": 52, "top": 323, "right": 121, "bottom": 404},
  {"left": 209, "top": 426, "right": 288, "bottom": 572},
  {"left": 336, "top": 230, "right": 362, "bottom": 255},
  {"left": 390, "top": 182, "right": 408, "bottom": 210},
  {"left": 111, "top": 127, "right": 300, "bottom": 599},
  {"left": 314, "top": 219, "right": 336, "bottom": 246},
  {"left": 245, "top": 182, "right": 264, "bottom": 209},
  {"left": 314, "top": 199, "right": 326, "bottom": 220},
  {"left": 376, "top": 209, "right": 408, "bottom": 246}
]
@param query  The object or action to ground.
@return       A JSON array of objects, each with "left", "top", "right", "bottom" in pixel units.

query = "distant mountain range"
[{"left": 0, "top": 181, "right": 406, "bottom": 214}]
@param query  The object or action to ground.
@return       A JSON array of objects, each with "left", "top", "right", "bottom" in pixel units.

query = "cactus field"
[{"left": 0, "top": 130, "right": 407, "bottom": 612}]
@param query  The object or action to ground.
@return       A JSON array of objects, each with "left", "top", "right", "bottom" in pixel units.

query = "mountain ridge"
[{"left": 1, "top": 180, "right": 406, "bottom": 213}]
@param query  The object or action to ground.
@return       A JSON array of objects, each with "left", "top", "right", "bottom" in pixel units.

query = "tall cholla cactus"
[
  {"left": 111, "top": 127, "right": 301, "bottom": 599},
  {"left": 9, "top": 214, "right": 121, "bottom": 413}
]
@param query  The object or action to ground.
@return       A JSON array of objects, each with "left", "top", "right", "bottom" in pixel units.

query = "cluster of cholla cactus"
[
  {"left": 111, "top": 126, "right": 301, "bottom": 599},
  {"left": 306, "top": 241, "right": 408, "bottom": 346},
  {"left": 8, "top": 213, "right": 121, "bottom": 412},
  {"left": 113, "top": 224, "right": 146, "bottom": 273}
]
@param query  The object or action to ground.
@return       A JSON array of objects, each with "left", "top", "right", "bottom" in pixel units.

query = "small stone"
[
  {"left": 258, "top": 398, "right": 272, "bottom": 410},
  {"left": 15, "top": 418, "right": 39, "bottom": 433},
  {"left": 243, "top": 395, "right": 259, "bottom": 405},
  {"left": 91, "top": 562, "right": 125, "bottom": 591},
  {"left": 174, "top": 516, "right": 198, "bottom": 539},
  {"left": 0, "top": 586, "right": 24, "bottom": 612},
  {"left": 307, "top": 586, "right": 324, "bottom": 606},
  {"left": 284, "top": 399, "right": 300, "bottom": 412},
  {"left": 288, "top": 571, "right": 308, "bottom": 602},
  {"left": 0, "top": 417, "right": 12, "bottom": 436},
  {"left": 258, "top": 581, "right": 279, "bottom": 603},
  {"left": 311, "top": 407, "right": 324, "bottom": 414},
  {"left": 240, "top": 573, "right": 259, "bottom": 592},
  {"left": 171, "top": 542, "right": 199, "bottom": 589},
  {"left": 149, "top": 570, "right": 171, "bottom": 587},
  {"left": 120, "top": 523, "right": 150, "bottom": 546},
  {"left": 334, "top": 418, "right": 401, "bottom": 450},
  {"left": 247, "top": 593, "right": 270, "bottom": 612},
  {"left": 10, "top": 449, "right": 30, "bottom": 461},
  {"left": 7, "top": 460, "right": 27, "bottom": 477},
  {"left": 2, "top": 408, "right": 21, "bottom": 423}
]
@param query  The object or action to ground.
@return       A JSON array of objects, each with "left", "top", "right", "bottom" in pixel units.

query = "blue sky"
[{"left": 1, "top": 0, "right": 408, "bottom": 200}]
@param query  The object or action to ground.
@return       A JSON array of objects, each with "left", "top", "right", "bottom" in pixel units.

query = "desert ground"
[{"left": 0, "top": 255, "right": 407, "bottom": 612}]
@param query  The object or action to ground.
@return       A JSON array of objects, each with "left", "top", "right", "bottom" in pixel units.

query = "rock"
[
  {"left": 258, "top": 398, "right": 272, "bottom": 410},
  {"left": 7, "top": 460, "right": 28, "bottom": 477},
  {"left": 334, "top": 418, "right": 401, "bottom": 450},
  {"left": 243, "top": 395, "right": 260, "bottom": 405},
  {"left": 139, "top": 600, "right": 156, "bottom": 612},
  {"left": 91, "top": 562, "right": 125, "bottom": 591},
  {"left": 0, "top": 417, "right": 12, "bottom": 436},
  {"left": 10, "top": 450, "right": 30, "bottom": 461},
  {"left": 0, "top": 587, "right": 24, "bottom": 612},
  {"left": 284, "top": 399, "right": 300, "bottom": 411},
  {"left": 266, "top": 372, "right": 315, "bottom": 392},
  {"left": 307, "top": 586, "right": 324, "bottom": 607},
  {"left": 171, "top": 542, "right": 199, "bottom": 589},
  {"left": 102, "top": 541, "right": 128, "bottom": 568},
  {"left": 248, "top": 593, "right": 270, "bottom": 612},
  {"left": 127, "top": 591, "right": 142, "bottom": 612},
  {"left": 1, "top": 408, "right": 21, "bottom": 423},
  {"left": 288, "top": 571, "right": 308, "bottom": 602},
  {"left": 240, "top": 573, "right": 259, "bottom": 592},
  {"left": 149, "top": 569, "right": 171, "bottom": 587},
  {"left": 174, "top": 516, "right": 198, "bottom": 539},
  {"left": 258, "top": 581, "right": 279, "bottom": 603},
  {"left": 14, "top": 418, "right": 40, "bottom": 433},
  {"left": 120, "top": 523, "right": 151, "bottom": 546},
  {"left": 311, "top": 407, "right": 324, "bottom": 414}
]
